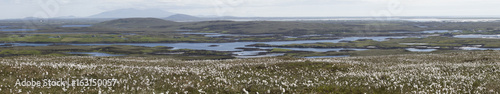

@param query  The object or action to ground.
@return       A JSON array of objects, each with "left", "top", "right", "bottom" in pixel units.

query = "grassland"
[
  {"left": 0, "top": 34, "right": 226, "bottom": 43},
  {"left": 0, "top": 45, "right": 234, "bottom": 60},
  {"left": 253, "top": 36, "right": 500, "bottom": 49},
  {"left": 0, "top": 51, "right": 499, "bottom": 93},
  {"left": 285, "top": 49, "right": 470, "bottom": 57}
]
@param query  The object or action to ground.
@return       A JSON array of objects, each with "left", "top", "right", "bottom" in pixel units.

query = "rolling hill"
[
  {"left": 165, "top": 14, "right": 201, "bottom": 21},
  {"left": 88, "top": 9, "right": 175, "bottom": 18},
  {"left": 94, "top": 18, "right": 178, "bottom": 28}
]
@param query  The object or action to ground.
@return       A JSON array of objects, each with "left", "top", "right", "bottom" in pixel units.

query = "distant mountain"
[
  {"left": 88, "top": 9, "right": 175, "bottom": 18},
  {"left": 164, "top": 14, "right": 200, "bottom": 21},
  {"left": 53, "top": 16, "right": 77, "bottom": 19},
  {"left": 94, "top": 18, "right": 178, "bottom": 28}
]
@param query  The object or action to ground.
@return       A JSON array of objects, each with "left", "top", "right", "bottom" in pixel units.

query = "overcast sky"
[{"left": 1, "top": 0, "right": 500, "bottom": 19}]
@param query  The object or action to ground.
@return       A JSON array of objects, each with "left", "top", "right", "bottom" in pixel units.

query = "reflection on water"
[
  {"left": 0, "top": 26, "right": 10, "bottom": 28},
  {"left": 66, "top": 52, "right": 125, "bottom": 56},
  {"left": 233, "top": 51, "right": 267, "bottom": 56},
  {"left": 258, "top": 47, "right": 367, "bottom": 52},
  {"left": 454, "top": 35, "right": 500, "bottom": 39},
  {"left": 234, "top": 53, "right": 285, "bottom": 58},
  {"left": 0, "top": 43, "right": 52, "bottom": 47},
  {"left": 206, "top": 34, "right": 275, "bottom": 37},
  {"left": 422, "top": 30, "right": 461, "bottom": 33},
  {"left": 390, "top": 30, "right": 461, "bottom": 34},
  {"left": 459, "top": 47, "right": 500, "bottom": 50},
  {"left": 180, "top": 32, "right": 275, "bottom": 37},
  {"left": 5, "top": 32, "right": 88, "bottom": 34},
  {"left": 61, "top": 25, "right": 92, "bottom": 27},
  {"left": 180, "top": 32, "right": 219, "bottom": 35},
  {"left": 175, "top": 29, "right": 194, "bottom": 31},
  {"left": 304, "top": 55, "right": 350, "bottom": 58},
  {"left": 0, "top": 29, "right": 37, "bottom": 32},
  {"left": 405, "top": 48, "right": 437, "bottom": 52}
]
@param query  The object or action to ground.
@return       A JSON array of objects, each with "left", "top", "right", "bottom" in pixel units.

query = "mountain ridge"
[
  {"left": 164, "top": 14, "right": 200, "bottom": 21},
  {"left": 94, "top": 18, "right": 178, "bottom": 28},
  {"left": 88, "top": 8, "right": 176, "bottom": 18}
]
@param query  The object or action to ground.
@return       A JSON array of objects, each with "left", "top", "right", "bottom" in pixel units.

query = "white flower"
[{"left": 243, "top": 88, "right": 249, "bottom": 94}]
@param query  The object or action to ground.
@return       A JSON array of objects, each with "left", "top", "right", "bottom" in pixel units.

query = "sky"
[{"left": 1, "top": 0, "right": 500, "bottom": 19}]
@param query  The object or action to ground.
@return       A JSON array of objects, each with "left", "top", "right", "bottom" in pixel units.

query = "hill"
[
  {"left": 94, "top": 18, "right": 178, "bottom": 28},
  {"left": 165, "top": 14, "right": 201, "bottom": 21},
  {"left": 88, "top": 8, "right": 175, "bottom": 18},
  {"left": 180, "top": 21, "right": 354, "bottom": 35}
]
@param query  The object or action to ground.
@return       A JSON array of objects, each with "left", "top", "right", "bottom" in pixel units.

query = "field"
[{"left": 1, "top": 51, "right": 499, "bottom": 93}]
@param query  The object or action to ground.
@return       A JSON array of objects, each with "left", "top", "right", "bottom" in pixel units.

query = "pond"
[
  {"left": 422, "top": 30, "right": 461, "bottom": 33},
  {"left": 459, "top": 47, "right": 500, "bottom": 50},
  {"left": 205, "top": 34, "right": 275, "bottom": 37},
  {"left": 390, "top": 30, "right": 461, "bottom": 34},
  {"left": 405, "top": 48, "right": 437, "bottom": 52},
  {"left": 65, "top": 52, "right": 125, "bottom": 56},
  {"left": 0, "top": 43, "right": 52, "bottom": 47},
  {"left": 258, "top": 47, "right": 367, "bottom": 52},
  {"left": 0, "top": 29, "right": 37, "bottom": 32},
  {"left": 180, "top": 32, "right": 220, "bottom": 35},
  {"left": 5, "top": 32, "right": 89, "bottom": 34},
  {"left": 175, "top": 29, "right": 194, "bottom": 31},
  {"left": 61, "top": 25, "right": 92, "bottom": 27},
  {"left": 234, "top": 53, "right": 285, "bottom": 58},
  {"left": 180, "top": 32, "right": 275, "bottom": 37},
  {"left": 0, "top": 26, "right": 10, "bottom": 28},
  {"left": 454, "top": 35, "right": 500, "bottom": 39},
  {"left": 233, "top": 51, "right": 267, "bottom": 56}
]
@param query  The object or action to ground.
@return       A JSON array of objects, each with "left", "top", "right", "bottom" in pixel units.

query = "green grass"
[
  {"left": 270, "top": 48, "right": 293, "bottom": 52},
  {"left": 0, "top": 49, "right": 41, "bottom": 56}
]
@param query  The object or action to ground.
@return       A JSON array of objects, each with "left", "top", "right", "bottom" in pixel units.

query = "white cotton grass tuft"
[{"left": 0, "top": 51, "right": 499, "bottom": 93}]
